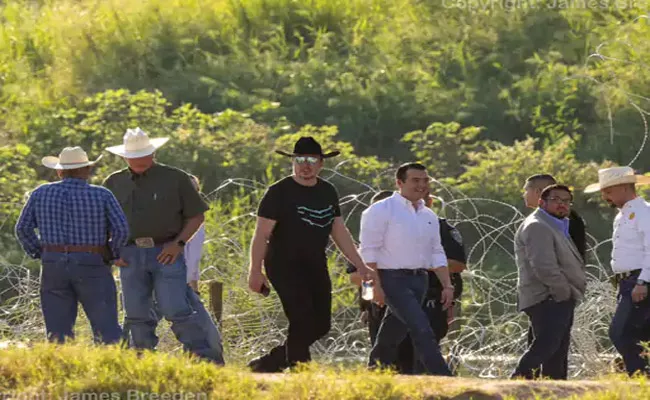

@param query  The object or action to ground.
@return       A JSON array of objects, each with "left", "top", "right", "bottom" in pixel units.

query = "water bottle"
[{"left": 361, "top": 281, "right": 374, "bottom": 301}]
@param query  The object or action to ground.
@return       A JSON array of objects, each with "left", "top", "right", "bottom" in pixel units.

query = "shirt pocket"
[{"left": 149, "top": 189, "right": 181, "bottom": 216}]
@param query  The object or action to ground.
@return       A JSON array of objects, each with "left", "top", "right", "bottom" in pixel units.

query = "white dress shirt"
[
  {"left": 611, "top": 196, "right": 650, "bottom": 282},
  {"left": 359, "top": 192, "right": 447, "bottom": 270},
  {"left": 184, "top": 224, "right": 206, "bottom": 283}
]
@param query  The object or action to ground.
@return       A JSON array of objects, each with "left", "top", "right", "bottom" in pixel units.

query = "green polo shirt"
[{"left": 103, "top": 163, "right": 209, "bottom": 241}]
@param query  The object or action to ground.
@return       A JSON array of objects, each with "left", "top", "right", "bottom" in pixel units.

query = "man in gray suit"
[{"left": 512, "top": 184, "right": 586, "bottom": 379}]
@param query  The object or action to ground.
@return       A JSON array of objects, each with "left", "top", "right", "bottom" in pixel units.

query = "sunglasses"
[{"left": 294, "top": 156, "right": 320, "bottom": 165}]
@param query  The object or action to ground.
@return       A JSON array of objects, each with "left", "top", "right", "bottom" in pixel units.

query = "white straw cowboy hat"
[
  {"left": 105, "top": 127, "right": 169, "bottom": 159},
  {"left": 42, "top": 146, "right": 102, "bottom": 170},
  {"left": 584, "top": 166, "right": 650, "bottom": 193}
]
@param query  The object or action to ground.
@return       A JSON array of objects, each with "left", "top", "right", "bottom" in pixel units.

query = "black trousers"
[
  {"left": 513, "top": 298, "right": 575, "bottom": 379},
  {"left": 254, "top": 260, "right": 332, "bottom": 371},
  {"left": 367, "top": 297, "right": 448, "bottom": 374},
  {"left": 609, "top": 275, "right": 650, "bottom": 376}
]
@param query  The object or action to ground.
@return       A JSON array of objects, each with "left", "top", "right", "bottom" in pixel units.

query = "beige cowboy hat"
[
  {"left": 105, "top": 127, "right": 169, "bottom": 159},
  {"left": 584, "top": 166, "right": 650, "bottom": 193},
  {"left": 42, "top": 146, "right": 102, "bottom": 170}
]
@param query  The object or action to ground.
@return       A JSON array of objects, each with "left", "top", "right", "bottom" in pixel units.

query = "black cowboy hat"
[{"left": 275, "top": 136, "right": 340, "bottom": 158}]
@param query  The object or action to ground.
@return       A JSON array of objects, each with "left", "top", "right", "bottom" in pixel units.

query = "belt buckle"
[{"left": 134, "top": 237, "right": 155, "bottom": 248}]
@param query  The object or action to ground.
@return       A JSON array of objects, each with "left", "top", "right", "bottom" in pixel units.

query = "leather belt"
[
  {"left": 379, "top": 269, "right": 428, "bottom": 276},
  {"left": 42, "top": 244, "right": 108, "bottom": 255},
  {"left": 127, "top": 237, "right": 173, "bottom": 248}
]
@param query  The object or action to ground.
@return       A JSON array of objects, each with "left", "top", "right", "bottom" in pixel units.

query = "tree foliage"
[{"left": 1, "top": 0, "right": 649, "bottom": 271}]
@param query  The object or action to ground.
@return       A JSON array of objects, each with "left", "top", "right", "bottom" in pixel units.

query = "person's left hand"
[
  {"left": 440, "top": 286, "right": 454, "bottom": 310},
  {"left": 157, "top": 242, "right": 183, "bottom": 265},
  {"left": 632, "top": 284, "right": 648, "bottom": 303}
]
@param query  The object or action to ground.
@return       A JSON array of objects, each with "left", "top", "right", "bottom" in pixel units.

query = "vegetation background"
[{"left": 1, "top": 0, "right": 649, "bottom": 370}]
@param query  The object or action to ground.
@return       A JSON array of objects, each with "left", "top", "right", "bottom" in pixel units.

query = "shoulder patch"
[{"left": 449, "top": 228, "right": 463, "bottom": 245}]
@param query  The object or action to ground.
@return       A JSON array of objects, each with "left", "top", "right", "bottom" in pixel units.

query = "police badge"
[{"left": 450, "top": 228, "right": 463, "bottom": 245}]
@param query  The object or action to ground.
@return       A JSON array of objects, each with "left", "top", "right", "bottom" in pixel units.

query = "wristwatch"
[
  {"left": 176, "top": 239, "right": 186, "bottom": 248},
  {"left": 637, "top": 279, "right": 647, "bottom": 286}
]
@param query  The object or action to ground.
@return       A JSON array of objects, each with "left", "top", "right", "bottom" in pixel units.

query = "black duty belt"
[{"left": 611, "top": 269, "right": 642, "bottom": 286}]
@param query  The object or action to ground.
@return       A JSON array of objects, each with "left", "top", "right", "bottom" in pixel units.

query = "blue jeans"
[
  {"left": 610, "top": 275, "right": 650, "bottom": 376},
  {"left": 40, "top": 251, "right": 122, "bottom": 344},
  {"left": 129, "top": 286, "right": 225, "bottom": 364},
  {"left": 512, "top": 298, "right": 575, "bottom": 379},
  {"left": 119, "top": 246, "right": 220, "bottom": 362},
  {"left": 369, "top": 269, "right": 452, "bottom": 376}
]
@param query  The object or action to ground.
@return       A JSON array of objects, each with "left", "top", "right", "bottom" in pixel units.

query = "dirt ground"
[{"left": 253, "top": 373, "right": 639, "bottom": 400}]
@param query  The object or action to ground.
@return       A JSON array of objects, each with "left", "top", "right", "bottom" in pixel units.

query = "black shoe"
[{"left": 248, "top": 355, "right": 284, "bottom": 373}]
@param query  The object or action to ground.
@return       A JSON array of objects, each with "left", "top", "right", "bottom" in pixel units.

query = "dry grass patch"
[{"left": 0, "top": 343, "right": 646, "bottom": 399}]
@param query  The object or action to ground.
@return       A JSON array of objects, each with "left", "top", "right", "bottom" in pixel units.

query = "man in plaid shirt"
[{"left": 15, "top": 146, "right": 129, "bottom": 344}]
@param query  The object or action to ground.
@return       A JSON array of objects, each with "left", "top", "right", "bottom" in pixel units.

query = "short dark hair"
[
  {"left": 526, "top": 174, "right": 557, "bottom": 189},
  {"left": 396, "top": 162, "right": 426, "bottom": 182},
  {"left": 540, "top": 184, "right": 573, "bottom": 201},
  {"left": 371, "top": 190, "right": 393, "bottom": 204}
]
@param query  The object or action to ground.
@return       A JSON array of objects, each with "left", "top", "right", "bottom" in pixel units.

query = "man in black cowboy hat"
[{"left": 247, "top": 136, "right": 375, "bottom": 372}]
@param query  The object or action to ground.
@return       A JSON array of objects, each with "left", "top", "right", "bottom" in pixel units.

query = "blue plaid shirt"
[{"left": 15, "top": 178, "right": 129, "bottom": 260}]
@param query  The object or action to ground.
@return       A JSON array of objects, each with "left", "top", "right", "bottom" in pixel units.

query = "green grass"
[{"left": 0, "top": 343, "right": 647, "bottom": 399}]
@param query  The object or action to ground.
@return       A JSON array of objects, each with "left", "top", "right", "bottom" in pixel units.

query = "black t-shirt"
[
  {"left": 258, "top": 176, "right": 341, "bottom": 267},
  {"left": 348, "top": 217, "right": 467, "bottom": 309}
]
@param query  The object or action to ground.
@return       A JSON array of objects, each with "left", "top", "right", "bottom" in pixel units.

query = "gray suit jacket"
[{"left": 514, "top": 209, "right": 587, "bottom": 311}]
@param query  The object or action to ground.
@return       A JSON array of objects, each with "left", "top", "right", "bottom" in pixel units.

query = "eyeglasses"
[
  {"left": 547, "top": 196, "right": 573, "bottom": 206},
  {"left": 294, "top": 156, "right": 320, "bottom": 165}
]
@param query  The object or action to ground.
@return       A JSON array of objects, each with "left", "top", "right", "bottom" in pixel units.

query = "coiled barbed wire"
[{"left": 0, "top": 171, "right": 618, "bottom": 379}]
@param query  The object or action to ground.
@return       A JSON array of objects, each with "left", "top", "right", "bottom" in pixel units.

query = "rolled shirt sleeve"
[
  {"left": 14, "top": 190, "right": 41, "bottom": 259},
  {"left": 359, "top": 203, "right": 388, "bottom": 264},
  {"left": 184, "top": 224, "right": 205, "bottom": 283},
  {"left": 637, "top": 210, "right": 650, "bottom": 283},
  {"left": 430, "top": 216, "right": 448, "bottom": 269}
]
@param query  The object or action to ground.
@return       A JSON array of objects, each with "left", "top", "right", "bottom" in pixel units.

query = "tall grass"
[
  {"left": 0, "top": 343, "right": 647, "bottom": 399},
  {"left": 4, "top": 0, "right": 643, "bottom": 159},
  {"left": 0, "top": 0, "right": 420, "bottom": 113}
]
